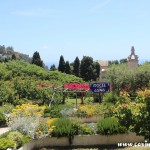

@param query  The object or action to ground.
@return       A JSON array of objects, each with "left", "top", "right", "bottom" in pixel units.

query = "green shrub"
[
  {"left": 44, "top": 106, "right": 62, "bottom": 118},
  {"left": 79, "top": 124, "right": 94, "bottom": 135},
  {"left": 43, "top": 105, "right": 72, "bottom": 118},
  {"left": 103, "top": 92, "right": 119, "bottom": 104},
  {"left": 7, "top": 131, "right": 24, "bottom": 148},
  {"left": 0, "top": 112, "right": 6, "bottom": 127},
  {"left": 0, "top": 138, "right": 16, "bottom": 150},
  {"left": 51, "top": 118, "right": 79, "bottom": 137},
  {"left": 97, "top": 117, "right": 127, "bottom": 135},
  {"left": 0, "top": 131, "right": 12, "bottom": 138},
  {"left": 0, "top": 131, "right": 31, "bottom": 148},
  {"left": 0, "top": 104, "right": 14, "bottom": 114}
]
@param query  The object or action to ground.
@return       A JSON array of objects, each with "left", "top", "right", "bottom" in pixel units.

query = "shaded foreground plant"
[{"left": 0, "top": 130, "right": 30, "bottom": 149}]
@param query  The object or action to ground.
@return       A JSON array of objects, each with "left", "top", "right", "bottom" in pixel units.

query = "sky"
[{"left": 0, "top": 0, "right": 150, "bottom": 66}]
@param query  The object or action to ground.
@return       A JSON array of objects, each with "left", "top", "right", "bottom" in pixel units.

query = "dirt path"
[{"left": 0, "top": 127, "right": 10, "bottom": 135}]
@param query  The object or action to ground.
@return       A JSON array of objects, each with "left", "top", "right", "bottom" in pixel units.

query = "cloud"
[
  {"left": 89, "top": 0, "right": 112, "bottom": 13},
  {"left": 11, "top": 8, "right": 59, "bottom": 18}
]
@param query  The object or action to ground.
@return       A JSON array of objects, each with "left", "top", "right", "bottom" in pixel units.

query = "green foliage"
[
  {"left": 0, "top": 60, "right": 84, "bottom": 105},
  {"left": 12, "top": 54, "right": 16, "bottom": 60},
  {"left": 0, "top": 112, "right": 6, "bottom": 127},
  {"left": 103, "top": 92, "right": 119, "bottom": 104},
  {"left": 51, "top": 118, "right": 79, "bottom": 137},
  {"left": 65, "top": 61, "right": 71, "bottom": 74},
  {"left": 73, "top": 57, "right": 80, "bottom": 77},
  {"left": 44, "top": 105, "right": 74, "bottom": 118},
  {"left": 7, "top": 131, "right": 24, "bottom": 148},
  {"left": 0, "top": 131, "right": 31, "bottom": 148},
  {"left": 79, "top": 123, "right": 94, "bottom": 135},
  {"left": 132, "top": 89, "right": 150, "bottom": 139},
  {"left": 106, "top": 63, "right": 150, "bottom": 95},
  {"left": 93, "top": 61, "right": 100, "bottom": 80},
  {"left": 0, "top": 138, "right": 16, "bottom": 150},
  {"left": 5, "top": 60, "right": 83, "bottom": 83},
  {"left": 44, "top": 105, "right": 63, "bottom": 118},
  {"left": 97, "top": 117, "right": 127, "bottom": 135},
  {"left": 80, "top": 56, "right": 99, "bottom": 81},
  {"left": 58, "top": 55, "right": 65, "bottom": 73},
  {"left": 32, "top": 51, "right": 43, "bottom": 67},
  {"left": 112, "top": 104, "right": 133, "bottom": 129},
  {"left": 50, "top": 64, "right": 57, "bottom": 71},
  {"left": 120, "top": 58, "right": 127, "bottom": 64}
]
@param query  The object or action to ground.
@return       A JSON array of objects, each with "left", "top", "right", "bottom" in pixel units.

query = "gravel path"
[{"left": 0, "top": 127, "right": 11, "bottom": 135}]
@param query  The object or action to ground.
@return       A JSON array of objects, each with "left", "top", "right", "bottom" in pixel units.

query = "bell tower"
[{"left": 128, "top": 46, "right": 138, "bottom": 69}]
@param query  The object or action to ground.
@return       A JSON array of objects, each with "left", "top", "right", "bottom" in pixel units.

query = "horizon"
[{"left": 0, "top": 0, "right": 150, "bottom": 64}]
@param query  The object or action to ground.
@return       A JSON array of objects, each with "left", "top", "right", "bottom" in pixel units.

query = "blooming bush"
[
  {"left": 111, "top": 89, "right": 150, "bottom": 139},
  {"left": 77, "top": 105, "right": 95, "bottom": 118},
  {"left": 7, "top": 104, "right": 47, "bottom": 139},
  {"left": 64, "top": 83, "right": 89, "bottom": 91},
  {"left": 111, "top": 103, "right": 133, "bottom": 129},
  {"left": 34, "top": 119, "right": 56, "bottom": 139},
  {"left": 11, "top": 103, "right": 46, "bottom": 117}
]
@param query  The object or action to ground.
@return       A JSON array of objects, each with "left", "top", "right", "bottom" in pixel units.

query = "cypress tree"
[
  {"left": 58, "top": 55, "right": 65, "bottom": 73},
  {"left": 65, "top": 61, "right": 71, "bottom": 74},
  {"left": 32, "top": 51, "right": 43, "bottom": 67},
  {"left": 73, "top": 57, "right": 80, "bottom": 77}
]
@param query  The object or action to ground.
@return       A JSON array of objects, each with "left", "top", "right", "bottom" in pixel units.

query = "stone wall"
[{"left": 23, "top": 132, "right": 144, "bottom": 150}]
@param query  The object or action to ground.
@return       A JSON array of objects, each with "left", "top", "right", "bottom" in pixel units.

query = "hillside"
[{"left": 0, "top": 60, "right": 84, "bottom": 105}]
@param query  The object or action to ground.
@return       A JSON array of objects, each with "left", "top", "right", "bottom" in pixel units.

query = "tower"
[{"left": 128, "top": 46, "right": 138, "bottom": 69}]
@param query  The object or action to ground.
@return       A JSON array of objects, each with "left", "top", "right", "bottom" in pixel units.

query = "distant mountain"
[{"left": 0, "top": 45, "right": 32, "bottom": 63}]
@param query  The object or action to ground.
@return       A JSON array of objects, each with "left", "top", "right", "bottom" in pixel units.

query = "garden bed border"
[{"left": 23, "top": 132, "right": 144, "bottom": 150}]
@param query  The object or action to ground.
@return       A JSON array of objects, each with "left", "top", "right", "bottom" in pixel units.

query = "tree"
[
  {"left": 32, "top": 51, "right": 43, "bottom": 67},
  {"left": 93, "top": 62, "right": 100, "bottom": 81},
  {"left": 0, "top": 45, "right": 5, "bottom": 54},
  {"left": 58, "top": 55, "right": 65, "bottom": 73},
  {"left": 65, "top": 61, "right": 71, "bottom": 74},
  {"left": 6, "top": 46, "right": 14, "bottom": 55},
  {"left": 80, "top": 56, "right": 96, "bottom": 81},
  {"left": 73, "top": 57, "right": 80, "bottom": 77},
  {"left": 50, "top": 64, "right": 57, "bottom": 71},
  {"left": 12, "top": 54, "right": 16, "bottom": 60},
  {"left": 120, "top": 58, "right": 127, "bottom": 64},
  {"left": 106, "top": 62, "right": 150, "bottom": 95}
]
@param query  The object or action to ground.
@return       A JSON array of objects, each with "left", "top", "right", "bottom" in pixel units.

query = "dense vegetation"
[
  {"left": 106, "top": 63, "right": 150, "bottom": 95},
  {"left": 0, "top": 45, "right": 150, "bottom": 149},
  {"left": 0, "top": 60, "right": 84, "bottom": 106}
]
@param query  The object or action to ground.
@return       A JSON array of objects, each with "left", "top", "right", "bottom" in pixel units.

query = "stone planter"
[
  {"left": 72, "top": 133, "right": 144, "bottom": 146},
  {"left": 23, "top": 132, "right": 144, "bottom": 150}
]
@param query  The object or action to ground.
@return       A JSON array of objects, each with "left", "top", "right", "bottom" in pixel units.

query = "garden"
[{"left": 0, "top": 60, "right": 150, "bottom": 149}]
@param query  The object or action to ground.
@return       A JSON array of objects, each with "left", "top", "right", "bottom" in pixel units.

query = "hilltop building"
[{"left": 96, "top": 60, "right": 108, "bottom": 81}]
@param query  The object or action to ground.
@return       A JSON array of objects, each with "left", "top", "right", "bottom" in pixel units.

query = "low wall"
[{"left": 23, "top": 132, "right": 144, "bottom": 150}]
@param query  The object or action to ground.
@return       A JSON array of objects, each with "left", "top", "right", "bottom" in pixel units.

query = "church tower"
[{"left": 128, "top": 46, "right": 138, "bottom": 69}]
